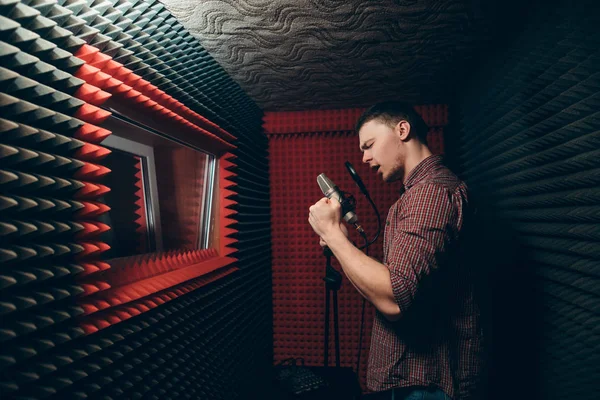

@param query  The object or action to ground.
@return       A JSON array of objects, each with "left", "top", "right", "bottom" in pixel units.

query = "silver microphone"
[{"left": 317, "top": 173, "right": 363, "bottom": 232}]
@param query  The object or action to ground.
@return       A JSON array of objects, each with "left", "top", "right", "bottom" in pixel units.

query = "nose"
[{"left": 362, "top": 151, "right": 372, "bottom": 164}]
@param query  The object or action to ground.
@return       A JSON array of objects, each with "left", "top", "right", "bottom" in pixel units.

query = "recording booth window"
[{"left": 98, "top": 115, "right": 217, "bottom": 260}]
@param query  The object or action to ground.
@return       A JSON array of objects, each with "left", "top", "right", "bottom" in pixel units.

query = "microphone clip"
[
  {"left": 337, "top": 191, "right": 365, "bottom": 233},
  {"left": 336, "top": 190, "right": 356, "bottom": 221}
]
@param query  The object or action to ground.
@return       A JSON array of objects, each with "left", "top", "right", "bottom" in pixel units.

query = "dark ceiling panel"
[{"left": 161, "top": 0, "right": 526, "bottom": 111}]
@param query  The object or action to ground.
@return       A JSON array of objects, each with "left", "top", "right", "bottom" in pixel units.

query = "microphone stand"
[{"left": 323, "top": 245, "right": 342, "bottom": 368}]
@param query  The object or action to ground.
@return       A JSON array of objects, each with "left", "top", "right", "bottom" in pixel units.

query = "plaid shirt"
[{"left": 367, "top": 155, "right": 482, "bottom": 399}]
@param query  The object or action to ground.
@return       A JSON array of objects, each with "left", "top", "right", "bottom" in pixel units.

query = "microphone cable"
[
  {"left": 357, "top": 191, "right": 381, "bottom": 249},
  {"left": 344, "top": 161, "right": 381, "bottom": 249}
]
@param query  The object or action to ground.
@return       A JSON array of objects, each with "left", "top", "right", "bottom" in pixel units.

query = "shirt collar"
[{"left": 402, "top": 154, "right": 444, "bottom": 191}]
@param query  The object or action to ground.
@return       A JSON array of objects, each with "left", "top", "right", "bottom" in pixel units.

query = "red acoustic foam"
[
  {"left": 74, "top": 103, "right": 112, "bottom": 124},
  {"left": 77, "top": 261, "right": 111, "bottom": 277},
  {"left": 133, "top": 158, "right": 147, "bottom": 254},
  {"left": 75, "top": 182, "right": 100, "bottom": 198},
  {"left": 74, "top": 124, "right": 111, "bottom": 143},
  {"left": 95, "top": 57, "right": 236, "bottom": 143},
  {"left": 74, "top": 182, "right": 110, "bottom": 199},
  {"left": 110, "top": 66, "right": 139, "bottom": 86},
  {"left": 132, "top": 79, "right": 151, "bottom": 91},
  {"left": 219, "top": 153, "right": 238, "bottom": 257},
  {"left": 74, "top": 201, "right": 110, "bottom": 218},
  {"left": 73, "top": 162, "right": 110, "bottom": 180},
  {"left": 75, "top": 221, "right": 110, "bottom": 239},
  {"left": 75, "top": 64, "right": 124, "bottom": 93},
  {"left": 74, "top": 44, "right": 100, "bottom": 63},
  {"left": 427, "top": 127, "right": 445, "bottom": 155},
  {"left": 93, "top": 183, "right": 110, "bottom": 197},
  {"left": 91, "top": 78, "right": 236, "bottom": 150},
  {"left": 76, "top": 241, "right": 110, "bottom": 259},
  {"left": 132, "top": 93, "right": 151, "bottom": 106},
  {"left": 416, "top": 105, "right": 449, "bottom": 127},
  {"left": 84, "top": 256, "right": 232, "bottom": 309},
  {"left": 117, "top": 87, "right": 142, "bottom": 102},
  {"left": 102, "top": 60, "right": 123, "bottom": 77},
  {"left": 121, "top": 73, "right": 143, "bottom": 87},
  {"left": 103, "top": 77, "right": 124, "bottom": 93},
  {"left": 263, "top": 105, "right": 449, "bottom": 134},
  {"left": 102, "top": 249, "right": 220, "bottom": 288},
  {"left": 78, "top": 261, "right": 237, "bottom": 334},
  {"left": 137, "top": 82, "right": 236, "bottom": 142},
  {"left": 110, "top": 81, "right": 131, "bottom": 96},
  {"left": 79, "top": 281, "right": 111, "bottom": 296},
  {"left": 142, "top": 84, "right": 160, "bottom": 98},
  {"left": 86, "top": 52, "right": 112, "bottom": 70},
  {"left": 74, "top": 143, "right": 111, "bottom": 162},
  {"left": 263, "top": 109, "right": 364, "bottom": 134},
  {"left": 79, "top": 303, "right": 100, "bottom": 315},
  {"left": 74, "top": 83, "right": 112, "bottom": 106},
  {"left": 75, "top": 64, "right": 112, "bottom": 89}
]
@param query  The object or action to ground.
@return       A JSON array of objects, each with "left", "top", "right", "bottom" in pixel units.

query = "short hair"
[{"left": 355, "top": 101, "right": 429, "bottom": 144}]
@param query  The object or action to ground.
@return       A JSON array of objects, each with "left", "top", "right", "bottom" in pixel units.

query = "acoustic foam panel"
[
  {"left": 0, "top": 56, "right": 113, "bottom": 399},
  {"left": 263, "top": 106, "right": 449, "bottom": 134},
  {"left": 266, "top": 106, "right": 447, "bottom": 391},
  {"left": 9, "top": 0, "right": 241, "bottom": 146},
  {"left": 132, "top": 155, "right": 147, "bottom": 254},
  {"left": 51, "top": 0, "right": 260, "bottom": 141},
  {"left": 445, "top": 2, "right": 599, "bottom": 399},
  {"left": 2, "top": 1, "right": 270, "bottom": 398}
]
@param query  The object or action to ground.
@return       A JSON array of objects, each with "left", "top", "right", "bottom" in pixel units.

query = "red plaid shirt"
[{"left": 367, "top": 155, "right": 482, "bottom": 399}]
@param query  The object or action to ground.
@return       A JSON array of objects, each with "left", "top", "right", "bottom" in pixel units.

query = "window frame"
[{"left": 101, "top": 113, "right": 219, "bottom": 256}]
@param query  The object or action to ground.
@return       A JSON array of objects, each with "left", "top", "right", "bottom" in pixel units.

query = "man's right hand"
[{"left": 319, "top": 223, "right": 349, "bottom": 248}]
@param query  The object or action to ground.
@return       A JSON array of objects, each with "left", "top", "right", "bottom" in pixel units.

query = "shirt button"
[{"left": 386, "top": 221, "right": 390, "bottom": 226}]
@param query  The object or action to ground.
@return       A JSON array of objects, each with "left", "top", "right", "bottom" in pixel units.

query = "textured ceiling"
[{"left": 160, "top": 0, "right": 512, "bottom": 111}]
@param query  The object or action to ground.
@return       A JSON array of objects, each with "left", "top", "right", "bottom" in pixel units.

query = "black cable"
[
  {"left": 344, "top": 161, "right": 381, "bottom": 249},
  {"left": 357, "top": 192, "right": 381, "bottom": 250}
]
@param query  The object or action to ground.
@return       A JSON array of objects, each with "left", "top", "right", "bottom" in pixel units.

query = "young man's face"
[{"left": 358, "top": 119, "right": 406, "bottom": 183}]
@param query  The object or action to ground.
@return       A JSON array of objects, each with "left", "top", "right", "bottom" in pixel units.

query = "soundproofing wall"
[
  {"left": 264, "top": 106, "right": 447, "bottom": 391},
  {"left": 445, "top": 2, "right": 599, "bottom": 399},
  {"left": 0, "top": 1, "right": 271, "bottom": 399}
]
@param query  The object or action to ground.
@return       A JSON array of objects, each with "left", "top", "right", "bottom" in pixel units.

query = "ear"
[{"left": 394, "top": 120, "right": 411, "bottom": 141}]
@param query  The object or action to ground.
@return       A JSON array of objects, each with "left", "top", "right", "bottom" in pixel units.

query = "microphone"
[{"left": 317, "top": 173, "right": 364, "bottom": 233}]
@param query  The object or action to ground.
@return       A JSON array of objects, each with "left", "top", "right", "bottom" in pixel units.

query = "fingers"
[
  {"left": 310, "top": 197, "right": 341, "bottom": 211},
  {"left": 318, "top": 197, "right": 329, "bottom": 205}
]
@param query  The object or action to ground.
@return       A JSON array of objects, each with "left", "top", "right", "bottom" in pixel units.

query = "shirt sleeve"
[{"left": 386, "top": 183, "right": 462, "bottom": 317}]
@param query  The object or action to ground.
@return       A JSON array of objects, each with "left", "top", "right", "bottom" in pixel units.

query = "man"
[{"left": 308, "top": 102, "right": 482, "bottom": 400}]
